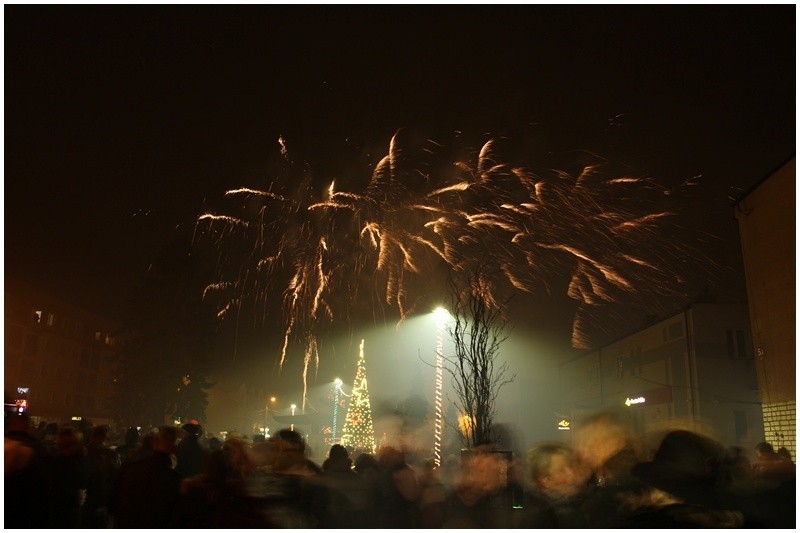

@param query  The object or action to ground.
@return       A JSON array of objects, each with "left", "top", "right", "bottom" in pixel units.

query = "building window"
[
  {"left": 33, "top": 310, "right": 43, "bottom": 324},
  {"left": 47, "top": 313, "right": 55, "bottom": 326},
  {"left": 95, "top": 331, "right": 102, "bottom": 342}
]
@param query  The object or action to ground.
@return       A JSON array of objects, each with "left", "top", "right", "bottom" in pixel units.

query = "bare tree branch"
[{"left": 442, "top": 265, "right": 515, "bottom": 448}]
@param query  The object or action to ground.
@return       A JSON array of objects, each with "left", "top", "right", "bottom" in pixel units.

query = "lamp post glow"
[
  {"left": 332, "top": 378, "right": 343, "bottom": 444},
  {"left": 432, "top": 306, "right": 450, "bottom": 468},
  {"left": 265, "top": 395, "right": 277, "bottom": 436}
]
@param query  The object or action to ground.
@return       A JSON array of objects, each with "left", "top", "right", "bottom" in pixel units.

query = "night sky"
[{"left": 4, "top": 7, "right": 796, "bottom": 404}]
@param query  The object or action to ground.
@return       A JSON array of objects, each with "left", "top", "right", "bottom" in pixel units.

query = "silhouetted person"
[
  {"left": 108, "top": 425, "right": 181, "bottom": 528},
  {"left": 753, "top": 441, "right": 790, "bottom": 475},
  {"left": 4, "top": 412, "right": 54, "bottom": 528},
  {"left": 242, "top": 428, "right": 328, "bottom": 527},
  {"left": 573, "top": 411, "right": 646, "bottom": 527},
  {"left": 171, "top": 450, "right": 241, "bottom": 529},
  {"left": 417, "top": 458, "right": 447, "bottom": 528},
  {"left": 375, "top": 445, "right": 421, "bottom": 528},
  {"left": 50, "top": 427, "right": 88, "bottom": 528},
  {"left": 315, "top": 443, "right": 373, "bottom": 527},
  {"left": 81, "top": 424, "right": 119, "bottom": 528},
  {"left": 440, "top": 446, "right": 510, "bottom": 528},
  {"left": 115, "top": 427, "right": 141, "bottom": 465},
  {"left": 732, "top": 441, "right": 795, "bottom": 527},
  {"left": 776, "top": 446, "right": 794, "bottom": 465},
  {"left": 626, "top": 429, "right": 745, "bottom": 527},
  {"left": 41, "top": 421, "right": 60, "bottom": 454},
  {"left": 176, "top": 419, "right": 209, "bottom": 478},
  {"left": 516, "top": 442, "right": 589, "bottom": 528}
]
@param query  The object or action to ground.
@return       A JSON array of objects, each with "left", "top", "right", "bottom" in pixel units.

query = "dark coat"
[
  {"left": 175, "top": 435, "right": 209, "bottom": 478},
  {"left": 108, "top": 451, "right": 181, "bottom": 528}
]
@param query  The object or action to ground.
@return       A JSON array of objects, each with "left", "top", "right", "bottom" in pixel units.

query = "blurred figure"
[
  {"left": 732, "top": 441, "right": 795, "bottom": 527},
  {"left": 130, "top": 431, "right": 156, "bottom": 462},
  {"left": 440, "top": 446, "right": 511, "bottom": 528},
  {"left": 417, "top": 458, "right": 447, "bottom": 528},
  {"left": 176, "top": 419, "right": 210, "bottom": 478},
  {"left": 626, "top": 429, "right": 744, "bottom": 527},
  {"left": 352, "top": 450, "right": 382, "bottom": 526},
  {"left": 315, "top": 443, "right": 374, "bottom": 527},
  {"left": 115, "top": 427, "right": 141, "bottom": 465},
  {"left": 108, "top": 425, "right": 181, "bottom": 528},
  {"left": 516, "top": 442, "right": 589, "bottom": 527},
  {"left": 753, "top": 441, "right": 788, "bottom": 474},
  {"left": 50, "top": 426, "right": 88, "bottom": 528},
  {"left": 41, "top": 421, "right": 60, "bottom": 454},
  {"left": 375, "top": 444, "right": 420, "bottom": 528},
  {"left": 172, "top": 442, "right": 271, "bottom": 528},
  {"left": 776, "top": 446, "right": 794, "bottom": 465},
  {"left": 321, "top": 443, "right": 352, "bottom": 473},
  {"left": 81, "top": 424, "right": 119, "bottom": 528},
  {"left": 242, "top": 428, "right": 328, "bottom": 527},
  {"left": 573, "top": 411, "right": 646, "bottom": 527},
  {"left": 722, "top": 445, "right": 753, "bottom": 489},
  {"left": 208, "top": 435, "right": 223, "bottom": 452},
  {"left": 5, "top": 412, "right": 54, "bottom": 528}
]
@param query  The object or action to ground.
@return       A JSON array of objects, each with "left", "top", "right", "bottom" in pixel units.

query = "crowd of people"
[{"left": 4, "top": 410, "right": 796, "bottom": 528}]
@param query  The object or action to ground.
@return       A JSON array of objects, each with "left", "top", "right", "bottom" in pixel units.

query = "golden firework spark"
[{"left": 195, "top": 131, "right": 711, "bottom": 404}]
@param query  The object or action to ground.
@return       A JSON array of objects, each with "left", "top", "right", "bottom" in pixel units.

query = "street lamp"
[
  {"left": 432, "top": 306, "right": 450, "bottom": 468},
  {"left": 263, "top": 396, "right": 278, "bottom": 437},
  {"left": 332, "top": 378, "right": 343, "bottom": 444}
]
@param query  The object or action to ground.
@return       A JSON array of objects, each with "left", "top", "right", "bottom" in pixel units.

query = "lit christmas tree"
[{"left": 340, "top": 339, "right": 377, "bottom": 454}]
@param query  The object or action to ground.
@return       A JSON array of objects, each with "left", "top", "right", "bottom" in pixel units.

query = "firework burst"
[{"left": 195, "top": 131, "right": 709, "bottom": 405}]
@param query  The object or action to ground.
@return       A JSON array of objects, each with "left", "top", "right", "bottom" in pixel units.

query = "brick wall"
[{"left": 761, "top": 400, "right": 796, "bottom": 461}]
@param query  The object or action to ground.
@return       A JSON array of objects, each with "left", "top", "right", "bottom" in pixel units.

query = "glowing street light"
[
  {"left": 432, "top": 306, "right": 450, "bottom": 468},
  {"left": 264, "top": 395, "right": 278, "bottom": 436}
]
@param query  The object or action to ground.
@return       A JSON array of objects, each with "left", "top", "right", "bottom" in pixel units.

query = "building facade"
[
  {"left": 559, "top": 303, "right": 764, "bottom": 451},
  {"left": 734, "top": 157, "right": 796, "bottom": 459},
  {"left": 4, "top": 279, "right": 119, "bottom": 426}
]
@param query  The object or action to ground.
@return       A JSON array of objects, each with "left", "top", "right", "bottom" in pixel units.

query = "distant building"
[
  {"left": 4, "top": 279, "right": 119, "bottom": 426},
  {"left": 559, "top": 303, "right": 763, "bottom": 450},
  {"left": 734, "top": 157, "right": 795, "bottom": 460}
]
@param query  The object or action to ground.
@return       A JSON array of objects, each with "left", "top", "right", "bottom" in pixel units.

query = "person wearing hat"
[
  {"left": 175, "top": 420, "right": 210, "bottom": 479},
  {"left": 625, "top": 429, "right": 744, "bottom": 528}
]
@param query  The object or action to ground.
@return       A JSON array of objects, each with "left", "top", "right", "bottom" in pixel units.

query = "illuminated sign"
[
  {"left": 625, "top": 396, "right": 646, "bottom": 406},
  {"left": 71, "top": 416, "right": 82, "bottom": 421},
  {"left": 17, "top": 387, "right": 29, "bottom": 395},
  {"left": 557, "top": 419, "right": 571, "bottom": 430}
]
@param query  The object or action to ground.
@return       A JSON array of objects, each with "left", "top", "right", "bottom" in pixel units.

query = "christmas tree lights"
[{"left": 340, "top": 339, "right": 377, "bottom": 454}]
